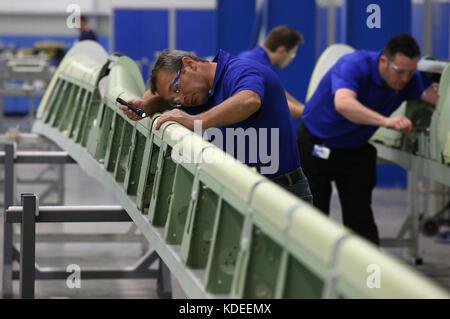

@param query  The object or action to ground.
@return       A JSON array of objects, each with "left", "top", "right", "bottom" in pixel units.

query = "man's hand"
[
  {"left": 119, "top": 99, "right": 147, "bottom": 121},
  {"left": 155, "top": 109, "right": 196, "bottom": 131},
  {"left": 421, "top": 82, "right": 439, "bottom": 107},
  {"left": 119, "top": 92, "right": 172, "bottom": 121},
  {"left": 383, "top": 116, "right": 412, "bottom": 133}
]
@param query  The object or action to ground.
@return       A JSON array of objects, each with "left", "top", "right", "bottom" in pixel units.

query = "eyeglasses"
[
  {"left": 388, "top": 60, "right": 416, "bottom": 76},
  {"left": 169, "top": 69, "right": 182, "bottom": 106}
]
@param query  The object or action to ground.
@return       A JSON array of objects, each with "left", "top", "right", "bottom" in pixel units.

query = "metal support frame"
[
  {"left": 1, "top": 143, "right": 15, "bottom": 298},
  {"left": 374, "top": 143, "right": 450, "bottom": 267},
  {"left": 0, "top": 141, "right": 148, "bottom": 245},
  {"left": 3, "top": 193, "right": 172, "bottom": 299},
  {"left": 380, "top": 173, "right": 422, "bottom": 264}
]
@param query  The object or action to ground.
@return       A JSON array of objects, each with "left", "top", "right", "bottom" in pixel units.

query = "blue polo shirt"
[
  {"left": 181, "top": 49, "right": 299, "bottom": 178},
  {"left": 238, "top": 46, "right": 277, "bottom": 73},
  {"left": 79, "top": 30, "right": 97, "bottom": 41},
  {"left": 302, "top": 50, "right": 432, "bottom": 149}
]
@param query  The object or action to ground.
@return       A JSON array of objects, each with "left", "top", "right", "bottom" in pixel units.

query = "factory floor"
[{"left": 0, "top": 115, "right": 449, "bottom": 299}]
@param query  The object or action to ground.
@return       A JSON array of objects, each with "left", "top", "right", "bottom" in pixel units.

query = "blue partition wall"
[
  {"left": 113, "top": 9, "right": 169, "bottom": 84},
  {"left": 113, "top": 8, "right": 217, "bottom": 84},
  {"left": 217, "top": 0, "right": 255, "bottom": 55},
  {"left": 176, "top": 10, "right": 217, "bottom": 58},
  {"left": 431, "top": 1, "right": 449, "bottom": 59}
]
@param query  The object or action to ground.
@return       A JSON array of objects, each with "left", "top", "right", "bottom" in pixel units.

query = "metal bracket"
[
  {"left": 240, "top": 180, "right": 267, "bottom": 251},
  {"left": 321, "top": 233, "right": 352, "bottom": 299}
]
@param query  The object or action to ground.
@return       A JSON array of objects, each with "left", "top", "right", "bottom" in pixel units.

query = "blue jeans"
[{"left": 284, "top": 176, "right": 313, "bottom": 204}]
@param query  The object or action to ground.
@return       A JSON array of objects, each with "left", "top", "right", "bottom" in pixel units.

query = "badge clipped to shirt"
[{"left": 312, "top": 144, "right": 331, "bottom": 160}]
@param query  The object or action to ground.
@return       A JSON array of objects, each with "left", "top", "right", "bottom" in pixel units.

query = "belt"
[{"left": 272, "top": 168, "right": 305, "bottom": 187}]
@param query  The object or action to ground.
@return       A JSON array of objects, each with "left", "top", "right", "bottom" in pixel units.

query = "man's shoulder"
[
  {"left": 333, "top": 50, "right": 379, "bottom": 79},
  {"left": 225, "top": 54, "right": 263, "bottom": 74},
  {"left": 337, "top": 50, "right": 378, "bottom": 67}
]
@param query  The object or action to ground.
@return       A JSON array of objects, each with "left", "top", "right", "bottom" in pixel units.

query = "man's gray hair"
[{"left": 149, "top": 49, "right": 208, "bottom": 94}]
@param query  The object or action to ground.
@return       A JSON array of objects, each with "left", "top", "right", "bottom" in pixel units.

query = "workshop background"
[{"left": 0, "top": 0, "right": 449, "bottom": 299}]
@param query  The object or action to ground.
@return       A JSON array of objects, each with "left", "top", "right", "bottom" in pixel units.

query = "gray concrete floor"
[{"left": 0, "top": 115, "right": 449, "bottom": 298}]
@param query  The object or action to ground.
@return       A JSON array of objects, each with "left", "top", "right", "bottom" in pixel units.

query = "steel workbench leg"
[
  {"left": 408, "top": 172, "right": 422, "bottom": 264},
  {"left": 1, "top": 144, "right": 15, "bottom": 298},
  {"left": 19, "top": 194, "right": 37, "bottom": 299},
  {"left": 157, "top": 257, "right": 172, "bottom": 299}
]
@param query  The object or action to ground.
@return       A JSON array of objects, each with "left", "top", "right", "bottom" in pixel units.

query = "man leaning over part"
[
  {"left": 239, "top": 25, "right": 305, "bottom": 118},
  {"left": 298, "top": 34, "right": 439, "bottom": 245},
  {"left": 120, "top": 49, "right": 313, "bottom": 203}
]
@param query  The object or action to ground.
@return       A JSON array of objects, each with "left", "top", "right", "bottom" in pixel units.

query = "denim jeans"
[{"left": 283, "top": 176, "right": 313, "bottom": 204}]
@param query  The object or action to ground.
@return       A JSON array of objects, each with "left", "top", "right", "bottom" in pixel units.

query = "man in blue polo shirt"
[
  {"left": 239, "top": 25, "right": 305, "bottom": 118},
  {"left": 298, "top": 34, "right": 439, "bottom": 245},
  {"left": 120, "top": 49, "right": 312, "bottom": 203}
]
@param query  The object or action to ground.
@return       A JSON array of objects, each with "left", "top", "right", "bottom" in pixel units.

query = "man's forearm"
[
  {"left": 285, "top": 91, "right": 304, "bottom": 118},
  {"left": 336, "top": 96, "right": 386, "bottom": 127},
  {"left": 196, "top": 90, "right": 261, "bottom": 128}
]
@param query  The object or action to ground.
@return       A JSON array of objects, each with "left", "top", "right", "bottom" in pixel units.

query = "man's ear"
[
  {"left": 275, "top": 46, "right": 288, "bottom": 55},
  {"left": 379, "top": 55, "right": 388, "bottom": 65},
  {"left": 181, "top": 56, "right": 196, "bottom": 71}
]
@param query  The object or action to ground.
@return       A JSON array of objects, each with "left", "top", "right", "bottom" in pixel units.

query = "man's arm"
[
  {"left": 285, "top": 91, "right": 304, "bottom": 118},
  {"left": 155, "top": 90, "right": 261, "bottom": 130},
  {"left": 420, "top": 83, "right": 439, "bottom": 106},
  {"left": 334, "top": 88, "right": 412, "bottom": 132}
]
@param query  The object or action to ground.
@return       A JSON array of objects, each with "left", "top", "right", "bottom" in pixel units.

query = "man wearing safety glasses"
[
  {"left": 239, "top": 25, "right": 305, "bottom": 118},
  {"left": 120, "top": 49, "right": 313, "bottom": 203},
  {"left": 297, "top": 34, "right": 439, "bottom": 245}
]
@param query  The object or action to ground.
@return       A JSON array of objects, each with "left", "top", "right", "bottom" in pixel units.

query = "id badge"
[{"left": 312, "top": 144, "right": 331, "bottom": 160}]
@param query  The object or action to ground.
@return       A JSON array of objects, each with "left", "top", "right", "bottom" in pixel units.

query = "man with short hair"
[
  {"left": 120, "top": 49, "right": 313, "bottom": 203},
  {"left": 79, "top": 15, "right": 98, "bottom": 42},
  {"left": 298, "top": 34, "right": 439, "bottom": 245},
  {"left": 239, "top": 25, "right": 305, "bottom": 118}
]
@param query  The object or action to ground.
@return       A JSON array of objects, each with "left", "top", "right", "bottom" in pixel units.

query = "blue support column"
[
  {"left": 431, "top": 0, "right": 450, "bottom": 59},
  {"left": 217, "top": 0, "right": 256, "bottom": 55},
  {"left": 411, "top": 0, "right": 424, "bottom": 53},
  {"left": 266, "top": 0, "right": 317, "bottom": 132}
]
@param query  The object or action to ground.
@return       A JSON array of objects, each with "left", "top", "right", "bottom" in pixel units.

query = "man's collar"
[
  {"left": 372, "top": 50, "right": 384, "bottom": 86},
  {"left": 209, "top": 49, "right": 230, "bottom": 97}
]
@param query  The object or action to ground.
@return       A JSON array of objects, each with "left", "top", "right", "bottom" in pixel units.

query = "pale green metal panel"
[
  {"left": 279, "top": 253, "right": 324, "bottom": 298},
  {"left": 67, "top": 89, "right": 90, "bottom": 139},
  {"left": 148, "top": 144, "right": 177, "bottom": 226},
  {"left": 136, "top": 135, "right": 157, "bottom": 214},
  {"left": 204, "top": 199, "right": 243, "bottom": 294},
  {"left": 438, "top": 63, "right": 450, "bottom": 164},
  {"left": 164, "top": 164, "right": 192, "bottom": 244},
  {"left": 180, "top": 182, "right": 219, "bottom": 268},
  {"left": 104, "top": 113, "right": 124, "bottom": 172},
  {"left": 124, "top": 131, "right": 147, "bottom": 195},
  {"left": 113, "top": 121, "right": 133, "bottom": 183}
]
